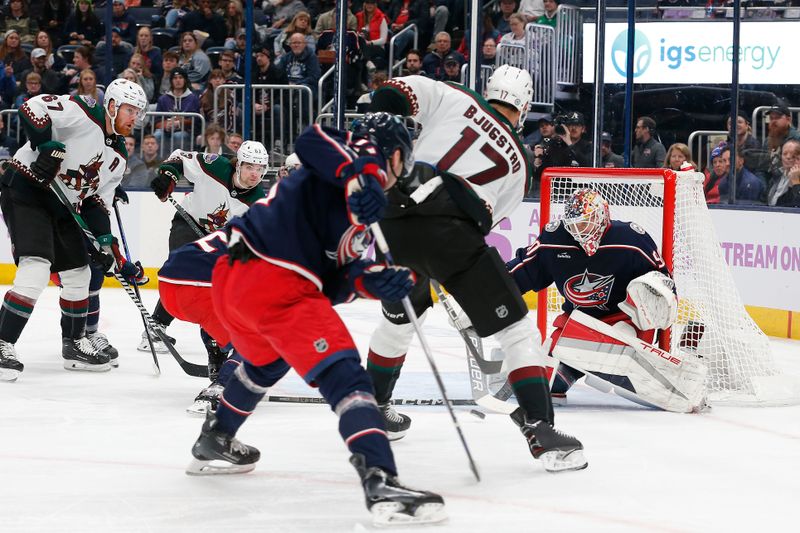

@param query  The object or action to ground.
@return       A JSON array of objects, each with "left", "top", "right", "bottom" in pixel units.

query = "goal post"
[{"left": 538, "top": 167, "right": 800, "bottom": 406}]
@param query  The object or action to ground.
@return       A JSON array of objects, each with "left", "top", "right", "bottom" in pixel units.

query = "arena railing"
[
  {"left": 212, "top": 84, "right": 314, "bottom": 167},
  {"left": 459, "top": 64, "right": 494, "bottom": 96},
  {"left": 555, "top": 4, "right": 581, "bottom": 88},
  {"left": 687, "top": 129, "right": 728, "bottom": 168},
  {"left": 752, "top": 105, "right": 800, "bottom": 145},
  {"left": 388, "top": 23, "right": 418, "bottom": 79},
  {"left": 496, "top": 25, "right": 556, "bottom": 110},
  {"left": 139, "top": 111, "right": 206, "bottom": 160}
]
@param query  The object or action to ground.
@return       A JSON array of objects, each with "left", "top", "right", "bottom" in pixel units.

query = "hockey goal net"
[{"left": 538, "top": 167, "right": 799, "bottom": 406}]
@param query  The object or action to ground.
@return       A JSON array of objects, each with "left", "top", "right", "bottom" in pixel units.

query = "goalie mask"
[
  {"left": 562, "top": 189, "right": 610, "bottom": 256},
  {"left": 485, "top": 65, "right": 533, "bottom": 131}
]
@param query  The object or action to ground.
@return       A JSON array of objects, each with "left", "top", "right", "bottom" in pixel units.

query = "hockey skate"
[
  {"left": 203, "top": 337, "right": 227, "bottom": 381},
  {"left": 137, "top": 324, "right": 175, "bottom": 354},
  {"left": 186, "top": 411, "right": 260, "bottom": 475},
  {"left": 87, "top": 332, "right": 119, "bottom": 368},
  {"left": 351, "top": 454, "right": 447, "bottom": 527},
  {"left": 186, "top": 381, "right": 224, "bottom": 416},
  {"left": 0, "top": 340, "right": 23, "bottom": 382},
  {"left": 379, "top": 402, "right": 411, "bottom": 441},
  {"left": 510, "top": 407, "right": 588, "bottom": 473},
  {"left": 62, "top": 337, "right": 111, "bottom": 372}
]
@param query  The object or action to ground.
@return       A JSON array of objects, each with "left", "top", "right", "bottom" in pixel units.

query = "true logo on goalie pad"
[
  {"left": 313, "top": 338, "right": 329, "bottom": 353},
  {"left": 495, "top": 305, "right": 508, "bottom": 318}
]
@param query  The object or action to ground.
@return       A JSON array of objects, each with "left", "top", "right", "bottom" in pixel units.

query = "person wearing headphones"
[{"left": 632, "top": 116, "right": 667, "bottom": 168}]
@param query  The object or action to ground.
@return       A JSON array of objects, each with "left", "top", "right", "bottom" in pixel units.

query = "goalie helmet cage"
[{"left": 538, "top": 167, "right": 800, "bottom": 406}]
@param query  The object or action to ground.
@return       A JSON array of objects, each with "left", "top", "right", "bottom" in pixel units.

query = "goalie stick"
[{"left": 48, "top": 179, "right": 208, "bottom": 378}]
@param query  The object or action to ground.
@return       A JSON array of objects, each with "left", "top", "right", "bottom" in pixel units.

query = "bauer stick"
[
  {"left": 49, "top": 180, "right": 208, "bottom": 377},
  {"left": 167, "top": 194, "right": 207, "bottom": 238},
  {"left": 113, "top": 201, "right": 160, "bottom": 375},
  {"left": 367, "top": 218, "right": 480, "bottom": 482}
]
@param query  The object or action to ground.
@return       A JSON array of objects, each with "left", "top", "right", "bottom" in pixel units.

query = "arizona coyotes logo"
[
  {"left": 61, "top": 153, "right": 103, "bottom": 200},
  {"left": 199, "top": 203, "right": 230, "bottom": 231},
  {"left": 563, "top": 269, "right": 615, "bottom": 310},
  {"left": 326, "top": 225, "right": 372, "bottom": 266}
]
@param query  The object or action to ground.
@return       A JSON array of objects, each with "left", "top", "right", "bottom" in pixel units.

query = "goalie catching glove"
[
  {"left": 349, "top": 260, "right": 415, "bottom": 302},
  {"left": 28, "top": 141, "right": 66, "bottom": 188},
  {"left": 341, "top": 156, "right": 388, "bottom": 226},
  {"left": 618, "top": 271, "right": 677, "bottom": 331},
  {"left": 95, "top": 234, "right": 149, "bottom": 285},
  {"left": 151, "top": 164, "right": 181, "bottom": 201}
]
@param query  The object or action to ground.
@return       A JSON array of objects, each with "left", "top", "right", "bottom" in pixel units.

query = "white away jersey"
[
  {"left": 11, "top": 94, "right": 127, "bottom": 210},
  {"left": 381, "top": 75, "right": 531, "bottom": 225}
]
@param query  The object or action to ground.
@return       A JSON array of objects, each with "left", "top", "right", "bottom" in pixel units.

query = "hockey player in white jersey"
[
  {"left": 0, "top": 79, "right": 148, "bottom": 381},
  {"left": 364, "top": 66, "right": 587, "bottom": 472},
  {"left": 137, "top": 141, "right": 267, "bottom": 379}
]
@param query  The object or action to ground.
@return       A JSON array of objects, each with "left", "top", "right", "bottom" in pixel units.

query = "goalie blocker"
[{"left": 551, "top": 310, "right": 708, "bottom": 413}]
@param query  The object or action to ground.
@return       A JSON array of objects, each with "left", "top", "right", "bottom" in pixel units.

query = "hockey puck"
[{"left": 470, "top": 409, "right": 486, "bottom": 419}]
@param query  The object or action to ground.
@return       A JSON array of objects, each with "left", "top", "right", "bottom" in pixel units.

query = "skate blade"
[
  {"left": 186, "top": 400, "right": 214, "bottom": 417},
  {"left": 386, "top": 429, "right": 407, "bottom": 442},
  {"left": 63, "top": 360, "right": 111, "bottom": 372},
  {"left": 540, "top": 449, "right": 588, "bottom": 473},
  {"left": 0, "top": 368, "right": 21, "bottom": 382},
  {"left": 371, "top": 502, "right": 448, "bottom": 527},
  {"left": 185, "top": 458, "right": 256, "bottom": 476},
  {"left": 137, "top": 343, "right": 170, "bottom": 354},
  {"left": 551, "top": 393, "right": 568, "bottom": 407}
]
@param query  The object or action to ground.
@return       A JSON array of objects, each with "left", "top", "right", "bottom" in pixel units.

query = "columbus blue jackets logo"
[
  {"left": 563, "top": 269, "right": 615, "bottom": 309},
  {"left": 545, "top": 220, "right": 560, "bottom": 232},
  {"left": 326, "top": 225, "right": 371, "bottom": 266}
]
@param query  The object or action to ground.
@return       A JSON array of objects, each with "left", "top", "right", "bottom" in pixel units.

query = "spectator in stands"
[
  {"left": 2, "top": 0, "right": 38, "bottom": 44},
  {"left": 166, "top": 0, "right": 197, "bottom": 29},
  {"left": 121, "top": 135, "right": 149, "bottom": 189},
  {"left": 481, "top": 36, "right": 497, "bottom": 65},
  {"left": 356, "top": 0, "right": 389, "bottom": 71},
  {"left": 387, "top": 0, "right": 427, "bottom": 57},
  {"left": 274, "top": 10, "right": 316, "bottom": 61},
  {"left": 95, "top": 27, "right": 134, "bottom": 80},
  {"left": 141, "top": 133, "right": 162, "bottom": 177},
  {"left": 519, "top": 0, "right": 545, "bottom": 23},
  {"left": 0, "top": 57, "right": 14, "bottom": 108},
  {"left": 492, "top": 0, "right": 518, "bottom": 36},
  {"left": 111, "top": 0, "right": 137, "bottom": 44},
  {"left": 203, "top": 123, "right": 235, "bottom": 156},
  {"left": 39, "top": 0, "right": 70, "bottom": 48},
  {"left": 536, "top": 0, "right": 559, "bottom": 27},
  {"left": 563, "top": 111, "right": 592, "bottom": 166},
  {"left": 726, "top": 113, "right": 760, "bottom": 169},
  {"left": 422, "top": 31, "right": 464, "bottom": 81},
  {"left": 34, "top": 31, "right": 65, "bottom": 72},
  {"left": 181, "top": 0, "right": 227, "bottom": 48},
  {"left": 64, "top": 45, "right": 93, "bottom": 92},
  {"left": 223, "top": 1, "right": 244, "bottom": 47},
  {"left": 704, "top": 143, "right": 765, "bottom": 205},
  {"left": 20, "top": 47, "right": 65, "bottom": 94},
  {"left": 128, "top": 54, "right": 156, "bottom": 103},
  {"left": 441, "top": 54, "right": 461, "bottom": 83},
  {"left": 402, "top": 48, "right": 423, "bottom": 75},
  {"left": 632, "top": 116, "right": 667, "bottom": 168},
  {"left": 268, "top": 0, "right": 307, "bottom": 38},
  {"left": 455, "top": 14, "right": 499, "bottom": 62},
  {"left": 178, "top": 31, "right": 212, "bottom": 92},
  {"left": 499, "top": 13, "right": 526, "bottom": 46},
  {"left": 154, "top": 67, "right": 202, "bottom": 152},
  {"left": 159, "top": 50, "right": 180, "bottom": 96},
  {"left": 135, "top": 26, "right": 163, "bottom": 82},
  {"left": 356, "top": 70, "right": 387, "bottom": 112},
  {"left": 70, "top": 68, "right": 104, "bottom": 104},
  {"left": 314, "top": 0, "right": 357, "bottom": 35},
  {"left": 200, "top": 68, "right": 234, "bottom": 128},
  {"left": 63, "top": 0, "right": 102, "bottom": 47},
  {"left": 0, "top": 30, "right": 28, "bottom": 77},
  {"left": 277, "top": 32, "right": 321, "bottom": 97},
  {"left": 524, "top": 113, "right": 553, "bottom": 146},
  {"left": 763, "top": 104, "right": 800, "bottom": 185},
  {"left": 215, "top": 50, "right": 241, "bottom": 83},
  {"left": 664, "top": 142, "right": 697, "bottom": 171},
  {"left": 766, "top": 138, "right": 800, "bottom": 207},
  {"left": 600, "top": 132, "right": 624, "bottom": 168},
  {"left": 14, "top": 71, "right": 42, "bottom": 108},
  {"left": 428, "top": 0, "right": 449, "bottom": 42},
  {"left": 226, "top": 131, "right": 243, "bottom": 153},
  {"left": 0, "top": 113, "right": 18, "bottom": 159}
]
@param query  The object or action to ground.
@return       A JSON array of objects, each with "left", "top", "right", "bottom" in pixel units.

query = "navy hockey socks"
[
  {"left": 0, "top": 291, "right": 36, "bottom": 343},
  {"left": 366, "top": 350, "right": 406, "bottom": 404},
  {"left": 215, "top": 359, "right": 290, "bottom": 436},
  {"left": 509, "top": 366, "right": 553, "bottom": 424},
  {"left": 60, "top": 297, "right": 89, "bottom": 339},
  {"left": 85, "top": 264, "right": 105, "bottom": 334}
]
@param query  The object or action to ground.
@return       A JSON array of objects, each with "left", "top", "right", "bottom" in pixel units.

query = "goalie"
[{"left": 507, "top": 189, "right": 707, "bottom": 413}]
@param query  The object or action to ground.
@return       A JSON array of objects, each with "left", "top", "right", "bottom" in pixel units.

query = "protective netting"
[{"left": 541, "top": 170, "right": 799, "bottom": 405}]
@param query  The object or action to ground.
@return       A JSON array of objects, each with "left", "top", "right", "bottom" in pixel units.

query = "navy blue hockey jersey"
[
  {"left": 507, "top": 220, "right": 671, "bottom": 318},
  {"left": 225, "top": 124, "right": 380, "bottom": 293},
  {"left": 158, "top": 231, "right": 228, "bottom": 287}
]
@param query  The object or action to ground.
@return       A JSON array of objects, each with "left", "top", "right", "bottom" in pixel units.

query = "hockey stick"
[
  {"left": 167, "top": 194, "right": 208, "bottom": 238},
  {"left": 264, "top": 395, "right": 481, "bottom": 407},
  {"left": 48, "top": 180, "right": 208, "bottom": 377},
  {"left": 368, "top": 219, "right": 481, "bottom": 482},
  {"left": 113, "top": 202, "right": 161, "bottom": 375}
]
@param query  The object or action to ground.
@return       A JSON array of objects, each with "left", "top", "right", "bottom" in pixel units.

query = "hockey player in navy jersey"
[
  {"left": 184, "top": 114, "right": 447, "bottom": 526},
  {"left": 507, "top": 189, "right": 684, "bottom": 408}
]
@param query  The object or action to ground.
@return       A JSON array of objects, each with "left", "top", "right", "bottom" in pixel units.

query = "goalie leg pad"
[{"left": 444, "top": 247, "right": 527, "bottom": 338}]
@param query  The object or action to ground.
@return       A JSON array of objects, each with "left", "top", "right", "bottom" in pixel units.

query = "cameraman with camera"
[{"left": 530, "top": 114, "right": 580, "bottom": 196}]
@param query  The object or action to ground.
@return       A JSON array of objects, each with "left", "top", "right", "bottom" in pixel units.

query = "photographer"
[{"left": 530, "top": 116, "right": 580, "bottom": 197}]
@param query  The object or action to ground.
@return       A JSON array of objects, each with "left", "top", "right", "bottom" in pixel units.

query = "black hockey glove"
[
  {"left": 97, "top": 234, "right": 149, "bottom": 285},
  {"left": 28, "top": 141, "right": 66, "bottom": 189},
  {"left": 113, "top": 185, "right": 129, "bottom": 206},
  {"left": 151, "top": 164, "right": 181, "bottom": 201},
  {"left": 351, "top": 260, "right": 415, "bottom": 302},
  {"left": 227, "top": 241, "right": 256, "bottom": 265}
]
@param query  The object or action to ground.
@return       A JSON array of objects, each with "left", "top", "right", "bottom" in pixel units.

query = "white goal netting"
[{"left": 540, "top": 169, "right": 800, "bottom": 406}]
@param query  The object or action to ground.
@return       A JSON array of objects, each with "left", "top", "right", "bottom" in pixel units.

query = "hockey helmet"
[
  {"left": 235, "top": 140, "right": 269, "bottom": 186},
  {"left": 486, "top": 65, "right": 533, "bottom": 130},
  {"left": 562, "top": 189, "right": 610, "bottom": 256},
  {"left": 351, "top": 112, "right": 414, "bottom": 178},
  {"left": 104, "top": 78, "right": 147, "bottom": 134}
]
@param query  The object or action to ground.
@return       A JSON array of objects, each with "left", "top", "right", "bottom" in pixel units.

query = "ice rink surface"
[{"left": 1, "top": 287, "right": 798, "bottom": 533}]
